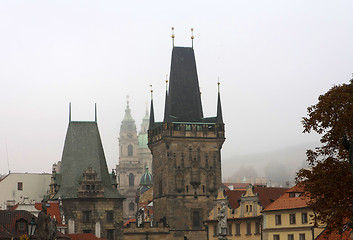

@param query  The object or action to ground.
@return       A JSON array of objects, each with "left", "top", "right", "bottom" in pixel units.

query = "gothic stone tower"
[
  {"left": 148, "top": 46, "right": 225, "bottom": 239},
  {"left": 116, "top": 98, "right": 143, "bottom": 221}
]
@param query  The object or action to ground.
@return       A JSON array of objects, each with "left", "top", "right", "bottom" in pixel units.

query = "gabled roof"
[
  {"left": 226, "top": 187, "right": 287, "bottom": 210},
  {"left": 164, "top": 47, "right": 203, "bottom": 122},
  {"left": 54, "top": 121, "right": 124, "bottom": 199},
  {"left": 262, "top": 185, "right": 308, "bottom": 212}
]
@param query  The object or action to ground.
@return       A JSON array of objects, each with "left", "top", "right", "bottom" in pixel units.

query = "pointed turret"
[
  {"left": 166, "top": 47, "right": 203, "bottom": 122},
  {"left": 163, "top": 88, "right": 170, "bottom": 122},
  {"left": 149, "top": 90, "right": 155, "bottom": 130},
  {"left": 217, "top": 82, "right": 223, "bottom": 124}
]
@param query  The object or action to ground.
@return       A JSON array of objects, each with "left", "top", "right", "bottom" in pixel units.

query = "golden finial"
[
  {"left": 171, "top": 27, "right": 175, "bottom": 47},
  {"left": 217, "top": 77, "right": 220, "bottom": 93},
  {"left": 165, "top": 74, "right": 169, "bottom": 90},
  {"left": 191, "top": 28, "right": 194, "bottom": 48},
  {"left": 149, "top": 85, "right": 153, "bottom": 99}
]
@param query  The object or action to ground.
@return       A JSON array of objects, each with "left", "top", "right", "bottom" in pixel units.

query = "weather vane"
[{"left": 218, "top": 77, "right": 220, "bottom": 93}]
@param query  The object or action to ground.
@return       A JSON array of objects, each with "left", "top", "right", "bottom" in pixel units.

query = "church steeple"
[{"left": 164, "top": 47, "right": 203, "bottom": 122}]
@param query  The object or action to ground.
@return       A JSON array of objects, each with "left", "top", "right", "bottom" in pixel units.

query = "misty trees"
[{"left": 296, "top": 78, "right": 353, "bottom": 232}]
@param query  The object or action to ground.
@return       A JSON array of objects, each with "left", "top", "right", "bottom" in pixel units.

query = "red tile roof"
[
  {"left": 262, "top": 185, "right": 308, "bottom": 212},
  {"left": 67, "top": 233, "right": 107, "bottom": 240},
  {"left": 226, "top": 187, "right": 287, "bottom": 210},
  {"left": 0, "top": 210, "right": 34, "bottom": 237},
  {"left": 124, "top": 218, "right": 136, "bottom": 226},
  {"left": 0, "top": 224, "right": 12, "bottom": 238},
  {"left": 35, "top": 202, "right": 62, "bottom": 224},
  {"left": 315, "top": 227, "right": 351, "bottom": 240}
]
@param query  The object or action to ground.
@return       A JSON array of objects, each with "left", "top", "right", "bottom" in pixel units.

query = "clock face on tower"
[{"left": 127, "top": 133, "right": 133, "bottom": 138}]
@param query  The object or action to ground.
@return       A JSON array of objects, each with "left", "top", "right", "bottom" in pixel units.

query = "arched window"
[
  {"left": 129, "top": 202, "right": 135, "bottom": 211},
  {"left": 129, "top": 173, "right": 134, "bottom": 186},
  {"left": 128, "top": 144, "right": 133, "bottom": 156}
]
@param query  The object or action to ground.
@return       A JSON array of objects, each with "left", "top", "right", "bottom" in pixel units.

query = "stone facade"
[
  {"left": 63, "top": 198, "right": 123, "bottom": 239},
  {"left": 148, "top": 124, "right": 225, "bottom": 239}
]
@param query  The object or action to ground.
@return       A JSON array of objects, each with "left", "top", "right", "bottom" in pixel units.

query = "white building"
[{"left": 0, "top": 172, "right": 51, "bottom": 210}]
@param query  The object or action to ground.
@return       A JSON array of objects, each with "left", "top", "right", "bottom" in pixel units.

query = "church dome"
[{"left": 140, "top": 166, "right": 153, "bottom": 186}]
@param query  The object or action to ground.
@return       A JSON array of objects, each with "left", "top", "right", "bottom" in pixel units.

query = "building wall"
[
  {"left": 262, "top": 209, "right": 323, "bottom": 240},
  {"left": 0, "top": 173, "right": 51, "bottom": 209},
  {"left": 206, "top": 187, "right": 263, "bottom": 240},
  {"left": 63, "top": 198, "right": 124, "bottom": 240}
]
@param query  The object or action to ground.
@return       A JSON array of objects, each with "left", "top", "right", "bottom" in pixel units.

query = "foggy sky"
[{"left": 1, "top": 1, "right": 353, "bottom": 180}]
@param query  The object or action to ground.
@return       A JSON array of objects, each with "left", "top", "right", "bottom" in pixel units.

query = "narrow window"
[
  {"left": 107, "top": 229, "right": 114, "bottom": 240},
  {"left": 213, "top": 225, "right": 218, "bottom": 236},
  {"left": 228, "top": 224, "right": 232, "bottom": 235},
  {"left": 202, "top": 185, "right": 205, "bottom": 193},
  {"left": 246, "top": 222, "right": 251, "bottom": 235},
  {"left": 249, "top": 205, "right": 253, "bottom": 212},
  {"left": 186, "top": 185, "right": 189, "bottom": 193},
  {"left": 288, "top": 234, "right": 294, "bottom": 240},
  {"left": 235, "top": 223, "right": 240, "bottom": 235},
  {"left": 192, "top": 210, "right": 201, "bottom": 228},
  {"left": 289, "top": 213, "right": 296, "bottom": 224},
  {"left": 274, "top": 235, "right": 280, "bottom": 240},
  {"left": 275, "top": 214, "right": 282, "bottom": 225},
  {"left": 255, "top": 222, "right": 261, "bottom": 234},
  {"left": 128, "top": 144, "right": 133, "bottom": 156},
  {"left": 129, "top": 173, "right": 134, "bottom": 186},
  {"left": 17, "top": 182, "right": 23, "bottom": 191},
  {"left": 83, "top": 211, "right": 91, "bottom": 222},
  {"left": 299, "top": 233, "right": 305, "bottom": 240},
  {"left": 301, "top": 213, "right": 308, "bottom": 224},
  {"left": 129, "top": 202, "right": 135, "bottom": 212},
  {"left": 106, "top": 211, "right": 114, "bottom": 222}
]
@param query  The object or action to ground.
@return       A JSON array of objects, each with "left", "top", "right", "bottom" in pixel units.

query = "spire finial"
[
  {"left": 191, "top": 28, "right": 194, "bottom": 48},
  {"left": 150, "top": 84, "right": 153, "bottom": 100},
  {"left": 126, "top": 95, "right": 130, "bottom": 107},
  {"left": 165, "top": 74, "right": 169, "bottom": 91},
  {"left": 218, "top": 77, "right": 220, "bottom": 93},
  {"left": 95, "top": 103, "right": 97, "bottom": 122},
  {"left": 171, "top": 27, "right": 175, "bottom": 47},
  {"left": 69, "top": 102, "right": 71, "bottom": 122}
]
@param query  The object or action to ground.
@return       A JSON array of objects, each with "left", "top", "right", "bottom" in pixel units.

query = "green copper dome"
[{"left": 140, "top": 166, "right": 153, "bottom": 186}]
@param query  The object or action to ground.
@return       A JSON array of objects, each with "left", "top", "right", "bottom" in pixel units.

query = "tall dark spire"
[
  {"left": 166, "top": 47, "right": 203, "bottom": 122},
  {"left": 149, "top": 87, "right": 155, "bottom": 130},
  {"left": 217, "top": 81, "right": 223, "bottom": 124}
]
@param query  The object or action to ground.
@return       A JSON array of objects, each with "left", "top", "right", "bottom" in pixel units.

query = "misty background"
[{"left": 1, "top": 1, "right": 353, "bottom": 184}]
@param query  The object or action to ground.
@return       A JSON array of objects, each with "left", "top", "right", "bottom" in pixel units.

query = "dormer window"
[{"left": 16, "top": 219, "right": 27, "bottom": 232}]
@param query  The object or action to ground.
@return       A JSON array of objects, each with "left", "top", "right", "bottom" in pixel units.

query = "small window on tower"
[
  {"left": 128, "top": 144, "right": 133, "bottom": 156},
  {"left": 129, "top": 173, "right": 134, "bottom": 186}
]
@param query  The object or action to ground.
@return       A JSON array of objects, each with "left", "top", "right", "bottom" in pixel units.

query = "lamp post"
[{"left": 28, "top": 217, "right": 36, "bottom": 238}]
